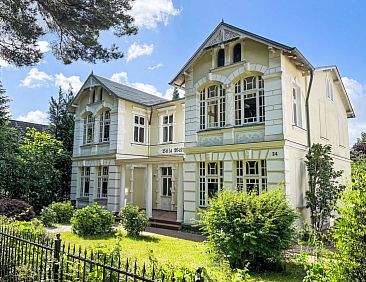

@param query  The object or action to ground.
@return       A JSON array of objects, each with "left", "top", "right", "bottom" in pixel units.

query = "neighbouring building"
[{"left": 69, "top": 21, "right": 354, "bottom": 225}]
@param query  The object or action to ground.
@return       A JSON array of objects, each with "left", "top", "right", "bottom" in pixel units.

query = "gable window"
[
  {"left": 233, "top": 43, "right": 241, "bottom": 63},
  {"left": 83, "top": 114, "right": 94, "bottom": 144},
  {"left": 133, "top": 115, "right": 145, "bottom": 143},
  {"left": 236, "top": 160, "right": 267, "bottom": 194},
  {"left": 80, "top": 167, "right": 90, "bottom": 197},
  {"left": 292, "top": 87, "right": 302, "bottom": 127},
  {"left": 97, "top": 166, "right": 108, "bottom": 198},
  {"left": 199, "top": 161, "right": 223, "bottom": 207},
  {"left": 162, "top": 114, "right": 173, "bottom": 143},
  {"left": 326, "top": 77, "right": 334, "bottom": 101},
  {"left": 217, "top": 49, "right": 225, "bottom": 67},
  {"left": 161, "top": 167, "right": 172, "bottom": 197},
  {"left": 200, "top": 85, "right": 226, "bottom": 129},
  {"left": 99, "top": 110, "right": 110, "bottom": 143},
  {"left": 234, "top": 76, "right": 265, "bottom": 125}
]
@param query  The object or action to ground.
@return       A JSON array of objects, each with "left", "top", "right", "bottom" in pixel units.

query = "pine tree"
[
  {"left": 0, "top": 82, "right": 10, "bottom": 125},
  {"left": 172, "top": 87, "right": 180, "bottom": 100}
]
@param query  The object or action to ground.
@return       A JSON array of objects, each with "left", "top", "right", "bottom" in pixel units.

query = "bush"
[
  {"left": 199, "top": 188, "right": 297, "bottom": 270},
  {"left": 48, "top": 201, "right": 74, "bottom": 223},
  {"left": 40, "top": 207, "right": 57, "bottom": 227},
  {"left": 0, "top": 199, "right": 35, "bottom": 221},
  {"left": 119, "top": 204, "right": 149, "bottom": 237},
  {"left": 71, "top": 203, "right": 114, "bottom": 236}
]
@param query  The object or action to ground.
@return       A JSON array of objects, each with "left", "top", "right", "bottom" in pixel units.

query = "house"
[
  {"left": 9, "top": 119, "right": 48, "bottom": 134},
  {"left": 69, "top": 21, "right": 354, "bottom": 225}
]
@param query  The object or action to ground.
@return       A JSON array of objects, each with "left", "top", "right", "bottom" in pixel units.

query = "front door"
[{"left": 161, "top": 167, "right": 172, "bottom": 211}]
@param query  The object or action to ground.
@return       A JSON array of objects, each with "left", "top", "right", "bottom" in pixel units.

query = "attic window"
[
  {"left": 217, "top": 49, "right": 225, "bottom": 67},
  {"left": 326, "top": 76, "right": 334, "bottom": 101},
  {"left": 233, "top": 43, "right": 241, "bottom": 63}
]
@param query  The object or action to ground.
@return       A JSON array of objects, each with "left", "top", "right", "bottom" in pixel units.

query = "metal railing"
[{"left": 0, "top": 226, "right": 205, "bottom": 282}]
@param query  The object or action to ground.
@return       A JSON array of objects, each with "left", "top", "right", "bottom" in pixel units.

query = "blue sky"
[{"left": 0, "top": 0, "right": 365, "bottom": 145}]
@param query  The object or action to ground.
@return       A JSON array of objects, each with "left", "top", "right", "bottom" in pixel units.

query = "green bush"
[
  {"left": 40, "top": 207, "right": 57, "bottom": 227},
  {"left": 71, "top": 203, "right": 114, "bottom": 236},
  {"left": 119, "top": 204, "right": 149, "bottom": 237},
  {"left": 48, "top": 201, "right": 74, "bottom": 223},
  {"left": 199, "top": 188, "right": 297, "bottom": 270}
]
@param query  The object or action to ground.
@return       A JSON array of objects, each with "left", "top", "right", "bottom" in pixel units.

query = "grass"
[{"left": 59, "top": 230, "right": 304, "bottom": 282}]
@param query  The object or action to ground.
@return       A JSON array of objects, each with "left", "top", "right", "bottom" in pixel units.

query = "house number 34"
[{"left": 272, "top": 151, "right": 278, "bottom": 156}]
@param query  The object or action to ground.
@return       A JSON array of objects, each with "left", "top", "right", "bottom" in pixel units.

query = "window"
[
  {"left": 97, "top": 166, "right": 108, "bottom": 198},
  {"left": 236, "top": 160, "right": 267, "bottom": 194},
  {"left": 161, "top": 167, "right": 172, "bottom": 197},
  {"left": 133, "top": 115, "right": 145, "bottom": 143},
  {"left": 162, "top": 114, "right": 173, "bottom": 143},
  {"left": 99, "top": 110, "right": 110, "bottom": 143},
  {"left": 217, "top": 49, "right": 225, "bottom": 67},
  {"left": 292, "top": 87, "right": 302, "bottom": 127},
  {"left": 234, "top": 76, "right": 265, "bottom": 125},
  {"left": 199, "top": 161, "right": 223, "bottom": 207},
  {"left": 200, "top": 85, "right": 226, "bottom": 129},
  {"left": 83, "top": 114, "right": 94, "bottom": 144},
  {"left": 233, "top": 43, "right": 241, "bottom": 63},
  {"left": 80, "top": 167, "right": 90, "bottom": 197},
  {"left": 326, "top": 77, "right": 334, "bottom": 101},
  {"left": 92, "top": 88, "right": 96, "bottom": 103}
]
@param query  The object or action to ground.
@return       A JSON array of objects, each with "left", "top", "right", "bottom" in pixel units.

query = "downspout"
[{"left": 305, "top": 70, "right": 314, "bottom": 147}]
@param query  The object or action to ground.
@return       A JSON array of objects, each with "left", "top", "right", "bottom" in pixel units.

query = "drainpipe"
[{"left": 305, "top": 70, "right": 314, "bottom": 147}]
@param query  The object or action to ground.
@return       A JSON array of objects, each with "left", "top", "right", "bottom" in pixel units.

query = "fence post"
[
  {"left": 195, "top": 267, "right": 204, "bottom": 282},
  {"left": 53, "top": 233, "right": 62, "bottom": 281}
]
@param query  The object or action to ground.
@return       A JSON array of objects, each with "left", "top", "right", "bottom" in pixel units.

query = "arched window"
[
  {"left": 83, "top": 114, "right": 94, "bottom": 144},
  {"left": 326, "top": 77, "right": 334, "bottom": 101},
  {"left": 234, "top": 76, "right": 265, "bottom": 125},
  {"left": 99, "top": 110, "right": 110, "bottom": 142},
  {"left": 200, "top": 84, "right": 226, "bottom": 129},
  {"left": 217, "top": 49, "right": 225, "bottom": 67},
  {"left": 233, "top": 43, "right": 241, "bottom": 63}
]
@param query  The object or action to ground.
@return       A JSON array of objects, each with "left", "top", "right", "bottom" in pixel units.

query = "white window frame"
[
  {"left": 133, "top": 115, "right": 146, "bottom": 144},
  {"left": 236, "top": 160, "right": 267, "bottom": 194},
  {"left": 161, "top": 167, "right": 172, "bottom": 197},
  {"left": 80, "top": 167, "right": 90, "bottom": 197},
  {"left": 199, "top": 85, "right": 225, "bottom": 130},
  {"left": 96, "top": 166, "right": 109, "bottom": 198},
  {"left": 326, "top": 76, "right": 334, "bottom": 101},
  {"left": 234, "top": 76, "right": 265, "bottom": 125},
  {"left": 292, "top": 86, "right": 302, "bottom": 127},
  {"left": 162, "top": 114, "right": 174, "bottom": 143},
  {"left": 199, "top": 161, "right": 224, "bottom": 207},
  {"left": 99, "top": 110, "right": 111, "bottom": 143},
  {"left": 83, "top": 114, "right": 94, "bottom": 144}
]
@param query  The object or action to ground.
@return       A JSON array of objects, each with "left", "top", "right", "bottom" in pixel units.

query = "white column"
[
  {"left": 156, "top": 166, "right": 161, "bottom": 209},
  {"left": 130, "top": 166, "right": 134, "bottom": 204},
  {"left": 146, "top": 164, "right": 153, "bottom": 218},
  {"left": 120, "top": 164, "right": 126, "bottom": 209},
  {"left": 177, "top": 162, "right": 184, "bottom": 222},
  {"left": 171, "top": 166, "right": 176, "bottom": 211}
]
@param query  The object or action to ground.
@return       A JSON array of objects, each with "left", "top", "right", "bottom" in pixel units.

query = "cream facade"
[{"left": 70, "top": 22, "right": 354, "bottom": 225}]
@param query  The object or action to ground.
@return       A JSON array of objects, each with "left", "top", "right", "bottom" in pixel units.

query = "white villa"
[{"left": 69, "top": 22, "right": 354, "bottom": 226}]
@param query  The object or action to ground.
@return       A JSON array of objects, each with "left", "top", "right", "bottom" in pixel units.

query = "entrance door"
[{"left": 161, "top": 167, "right": 172, "bottom": 211}]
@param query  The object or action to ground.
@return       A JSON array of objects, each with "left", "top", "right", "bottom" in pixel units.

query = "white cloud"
[
  {"left": 130, "top": 0, "right": 181, "bottom": 29},
  {"left": 164, "top": 87, "right": 184, "bottom": 100},
  {"left": 36, "top": 41, "right": 50, "bottom": 53},
  {"left": 17, "top": 110, "right": 48, "bottom": 124},
  {"left": 110, "top": 72, "right": 129, "bottom": 84},
  {"left": 343, "top": 77, "right": 366, "bottom": 145},
  {"left": 0, "top": 59, "right": 10, "bottom": 68},
  {"left": 148, "top": 63, "right": 163, "bottom": 70},
  {"left": 54, "top": 73, "right": 83, "bottom": 92},
  {"left": 127, "top": 43, "right": 154, "bottom": 61},
  {"left": 20, "top": 68, "right": 53, "bottom": 88}
]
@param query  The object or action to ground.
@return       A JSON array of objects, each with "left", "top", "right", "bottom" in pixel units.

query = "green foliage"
[
  {"left": 172, "top": 87, "right": 180, "bottom": 100},
  {"left": 71, "top": 203, "right": 114, "bottom": 236},
  {"left": 351, "top": 132, "right": 366, "bottom": 160},
  {"left": 39, "top": 207, "right": 57, "bottom": 227},
  {"left": 199, "top": 188, "right": 297, "bottom": 270},
  {"left": 305, "top": 143, "right": 344, "bottom": 232},
  {"left": 0, "top": 82, "right": 10, "bottom": 125},
  {"left": 119, "top": 204, "right": 149, "bottom": 237},
  {"left": 0, "top": 198, "right": 35, "bottom": 221},
  {"left": 48, "top": 201, "right": 74, "bottom": 223},
  {"left": 0, "top": 0, "right": 137, "bottom": 66}
]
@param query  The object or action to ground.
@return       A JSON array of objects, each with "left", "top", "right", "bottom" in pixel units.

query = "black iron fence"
[{"left": 0, "top": 227, "right": 205, "bottom": 282}]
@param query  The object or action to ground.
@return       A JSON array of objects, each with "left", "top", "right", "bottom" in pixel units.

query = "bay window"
[
  {"left": 83, "top": 114, "right": 94, "bottom": 144},
  {"left": 199, "top": 161, "right": 223, "bottom": 207},
  {"left": 200, "top": 85, "right": 226, "bottom": 130},
  {"left": 97, "top": 166, "right": 108, "bottom": 198},
  {"left": 99, "top": 110, "right": 110, "bottom": 142},
  {"left": 80, "top": 167, "right": 90, "bottom": 197},
  {"left": 236, "top": 160, "right": 267, "bottom": 194}
]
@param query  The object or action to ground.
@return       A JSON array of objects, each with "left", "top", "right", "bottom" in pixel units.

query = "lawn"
[{"left": 59, "top": 230, "right": 304, "bottom": 282}]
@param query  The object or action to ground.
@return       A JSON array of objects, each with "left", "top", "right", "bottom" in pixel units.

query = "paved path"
[{"left": 46, "top": 224, "right": 206, "bottom": 242}]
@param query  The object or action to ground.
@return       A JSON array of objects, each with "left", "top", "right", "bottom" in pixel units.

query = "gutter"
[{"left": 305, "top": 70, "right": 314, "bottom": 147}]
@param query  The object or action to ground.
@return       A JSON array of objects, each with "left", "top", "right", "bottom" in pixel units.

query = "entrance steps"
[{"left": 149, "top": 217, "right": 181, "bottom": 231}]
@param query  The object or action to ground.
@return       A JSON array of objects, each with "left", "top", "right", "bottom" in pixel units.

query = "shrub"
[
  {"left": 40, "top": 207, "right": 57, "bottom": 227},
  {"left": 0, "top": 199, "right": 35, "bottom": 221},
  {"left": 119, "top": 204, "right": 149, "bottom": 237},
  {"left": 48, "top": 201, "right": 74, "bottom": 223},
  {"left": 199, "top": 188, "right": 297, "bottom": 270},
  {"left": 71, "top": 203, "right": 114, "bottom": 236}
]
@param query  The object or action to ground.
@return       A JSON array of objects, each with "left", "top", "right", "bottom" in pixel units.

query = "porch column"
[
  {"left": 120, "top": 164, "right": 126, "bottom": 209},
  {"left": 171, "top": 166, "right": 176, "bottom": 211},
  {"left": 146, "top": 164, "right": 153, "bottom": 218},
  {"left": 130, "top": 166, "right": 134, "bottom": 204},
  {"left": 177, "top": 162, "right": 184, "bottom": 222}
]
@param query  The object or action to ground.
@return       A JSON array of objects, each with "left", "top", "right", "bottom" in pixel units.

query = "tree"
[
  {"left": 0, "top": 82, "right": 10, "bottom": 125},
  {"left": 172, "top": 87, "right": 180, "bottom": 100},
  {"left": 0, "top": 0, "right": 137, "bottom": 66},
  {"left": 305, "top": 143, "right": 344, "bottom": 232},
  {"left": 351, "top": 132, "right": 366, "bottom": 160},
  {"left": 48, "top": 87, "right": 74, "bottom": 199}
]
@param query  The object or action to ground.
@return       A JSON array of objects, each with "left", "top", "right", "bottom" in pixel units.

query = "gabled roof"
[
  {"left": 315, "top": 66, "right": 355, "bottom": 118},
  {"left": 9, "top": 119, "right": 48, "bottom": 133},
  {"left": 70, "top": 74, "right": 168, "bottom": 110},
  {"left": 170, "top": 21, "right": 313, "bottom": 87}
]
